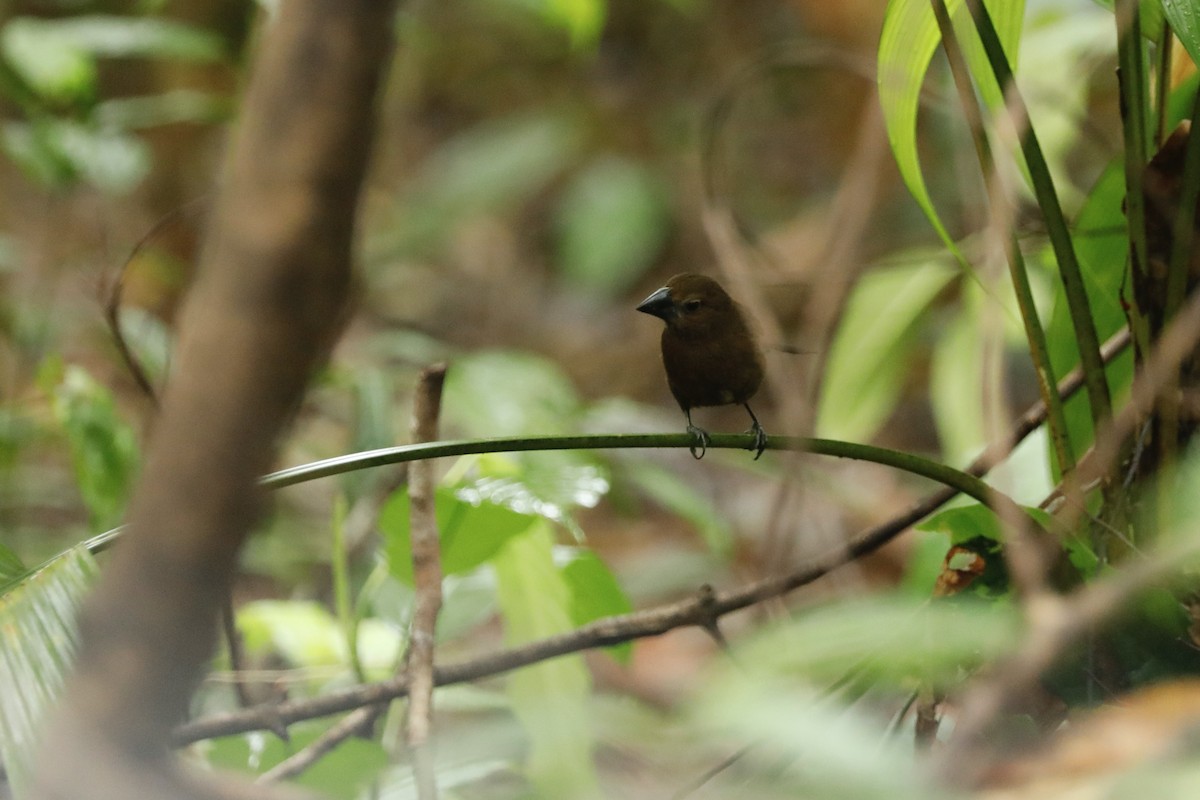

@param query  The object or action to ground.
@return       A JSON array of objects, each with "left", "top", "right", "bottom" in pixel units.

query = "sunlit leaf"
[
  {"left": 236, "top": 600, "right": 347, "bottom": 669},
  {"left": 49, "top": 365, "right": 140, "bottom": 530},
  {"left": 1, "top": 19, "right": 95, "bottom": 103},
  {"left": 380, "top": 487, "right": 538, "bottom": 584},
  {"left": 817, "top": 259, "right": 958, "bottom": 441},
  {"left": 493, "top": 524, "right": 599, "bottom": 797},
  {"left": 0, "top": 545, "right": 99, "bottom": 798},
  {"left": 878, "top": 0, "right": 1024, "bottom": 251}
]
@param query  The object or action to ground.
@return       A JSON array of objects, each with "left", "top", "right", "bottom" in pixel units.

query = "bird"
[{"left": 636, "top": 273, "right": 768, "bottom": 459}]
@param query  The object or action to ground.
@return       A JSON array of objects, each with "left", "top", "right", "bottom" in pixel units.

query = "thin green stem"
[
  {"left": 929, "top": 0, "right": 1074, "bottom": 474},
  {"left": 1163, "top": 90, "right": 1200, "bottom": 330},
  {"left": 1155, "top": 22, "right": 1173, "bottom": 148},
  {"left": 78, "top": 431, "right": 1046, "bottom": 558},
  {"left": 965, "top": 0, "right": 1113, "bottom": 433},
  {"left": 330, "top": 493, "right": 365, "bottom": 683},
  {"left": 1117, "top": 0, "right": 1153, "bottom": 358}
]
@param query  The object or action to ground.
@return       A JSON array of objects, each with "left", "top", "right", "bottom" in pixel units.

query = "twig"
[
  {"left": 405, "top": 363, "right": 448, "bottom": 800},
  {"left": 257, "top": 704, "right": 377, "bottom": 783}
]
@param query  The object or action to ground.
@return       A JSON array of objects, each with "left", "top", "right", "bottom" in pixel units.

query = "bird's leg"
[
  {"left": 685, "top": 409, "right": 710, "bottom": 460},
  {"left": 743, "top": 403, "right": 768, "bottom": 460}
]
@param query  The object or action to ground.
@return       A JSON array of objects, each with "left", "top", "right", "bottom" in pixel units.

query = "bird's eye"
[{"left": 682, "top": 298, "right": 702, "bottom": 313}]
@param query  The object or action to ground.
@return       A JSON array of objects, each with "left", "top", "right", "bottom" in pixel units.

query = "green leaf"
[
  {"left": 456, "top": 450, "right": 610, "bottom": 540},
  {"left": 499, "top": 0, "right": 607, "bottom": 47},
  {"left": 559, "top": 547, "right": 634, "bottom": 663},
  {"left": 0, "top": 545, "right": 99, "bottom": 798},
  {"left": 205, "top": 721, "right": 388, "bottom": 799},
  {"left": 236, "top": 600, "right": 347, "bottom": 669},
  {"left": 50, "top": 365, "right": 140, "bottom": 530},
  {"left": 878, "top": 0, "right": 1025, "bottom": 250},
  {"left": 0, "top": 543, "right": 26, "bottom": 582},
  {"left": 1048, "top": 160, "right": 1134, "bottom": 464},
  {"left": 1, "top": 19, "right": 95, "bottom": 104},
  {"left": 493, "top": 524, "right": 599, "bottom": 797},
  {"left": 816, "top": 259, "right": 958, "bottom": 441},
  {"left": 9, "top": 15, "right": 225, "bottom": 62},
  {"left": 555, "top": 156, "right": 670, "bottom": 299},
  {"left": 3, "top": 119, "right": 151, "bottom": 192},
  {"left": 380, "top": 487, "right": 538, "bottom": 584},
  {"left": 917, "top": 503, "right": 1004, "bottom": 544},
  {"left": 444, "top": 350, "right": 581, "bottom": 437}
]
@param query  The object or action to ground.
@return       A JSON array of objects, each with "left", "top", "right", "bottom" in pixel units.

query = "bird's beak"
[{"left": 636, "top": 286, "right": 675, "bottom": 321}]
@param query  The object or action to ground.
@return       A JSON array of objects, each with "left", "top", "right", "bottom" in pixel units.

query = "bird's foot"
[
  {"left": 686, "top": 424, "right": 711, "bottom": 459},
  {"left": 747, "top": 421, "right": 768, "bottom": 460}
]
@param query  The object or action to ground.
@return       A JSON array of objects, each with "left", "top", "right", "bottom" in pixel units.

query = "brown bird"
[{"left": 637, "top": 273, "right": 768, "bottom": 459}]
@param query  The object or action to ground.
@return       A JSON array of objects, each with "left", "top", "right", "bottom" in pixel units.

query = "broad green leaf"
[
  {"left": 558, "top": 547, "right": 633, "bottom": 663},
  {"left": 0, "top": 545, "right": 99, "bottom": 798},
  {"left": 917, "top": 503, "right": 1005, "bottom": 543},
  {"left": 235, "top": 600, "right": 403, "bottom": 673},
  {"left": 456, "top": 451, "right": 609, "bottom": 541},
  {"left": 237, "top": 600, "right": 343, "bottom": 667},
  {"left": 817, "top": 259, "right": 958, "bottom": 441},
  {"left": 443, "top": 350, "right": 580, "bottom": 437},
  {"left": 380, "top": 487, "right": 538, "bottom": 584},
  {"left": 878, "top": 0, "right": 1025, "bottom": 251},
  {"left": 49, "top": 365, "right": 139, "bottom": 530},
  {"left": 493, "top": 524, "right": 599, "bottom": 798},
  {"left": 555, "top": 156, "right": 670, "bottom": 299}
]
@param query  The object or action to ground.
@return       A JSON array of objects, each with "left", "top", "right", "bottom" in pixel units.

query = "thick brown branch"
[{"left": 31, "top": 1, "right": 397, "bottom": 798}]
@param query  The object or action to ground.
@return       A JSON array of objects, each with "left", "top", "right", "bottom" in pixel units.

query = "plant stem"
[
  {"left": 965, "top": 0, "right": 1113, "bottom": 434},
  {"left": 929, "top": 0, "right": 1075, "bottom": 475}
]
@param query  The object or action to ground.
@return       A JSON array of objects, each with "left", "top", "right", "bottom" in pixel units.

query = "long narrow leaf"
[
  {"left": 878, "top": 0, "right": 1025, "bottom": 253},
  {"left": 0, "top": 545, "right": 98, "bottom": 798}
]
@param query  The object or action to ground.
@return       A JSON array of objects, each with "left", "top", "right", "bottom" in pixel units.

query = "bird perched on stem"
[{"left": 637, "top": 273, "right": 768, "bottom": 459}]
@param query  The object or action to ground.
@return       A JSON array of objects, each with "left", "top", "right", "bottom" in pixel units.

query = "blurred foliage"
[{"left": 7, "top": 0, "right": 1200, "bottom": 798}]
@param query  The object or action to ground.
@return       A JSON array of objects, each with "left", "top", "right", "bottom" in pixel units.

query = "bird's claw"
[
  {"left": 748, "top": 422, "right": 768, "bottom": 460},
  {"left": 686, "top": 424, "right": 711, "bottom": 460}
]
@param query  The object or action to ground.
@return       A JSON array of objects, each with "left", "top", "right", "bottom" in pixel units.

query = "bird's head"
[{"left": 636, "top": 273, "right": 736, "bottom": 335}]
